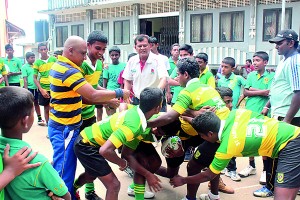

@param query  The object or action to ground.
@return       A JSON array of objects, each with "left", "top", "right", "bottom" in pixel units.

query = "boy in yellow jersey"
[
  {"left": 73, "top": 88, "right": 163, "bottom": 200},
  {"left": 170, "top": 109, "right": 300, "bottom": 200},
  {"left": 33, "top": 43, "right": 57, "bottom": 125},
  {"left": 195, "top": 53, "right": 215, "bottom": 88}
]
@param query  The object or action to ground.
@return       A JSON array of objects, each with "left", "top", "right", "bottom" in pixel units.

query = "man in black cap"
[{"left": 253, "top": 29, "right": 300, "bottom": 198}]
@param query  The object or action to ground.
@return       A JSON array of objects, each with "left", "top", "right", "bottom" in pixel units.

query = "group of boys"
[{"left": 0, "top": 28, "right": 300, "bottom": 200}]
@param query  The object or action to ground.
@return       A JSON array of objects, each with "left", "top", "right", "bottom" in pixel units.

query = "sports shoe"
[
  {"left": 225, "top": 170, "right": 241, "bottom": 181},
  {"left": 199, "top": 193, "right": 220, "bottom": 200},
  {"left": 253, "top": 186, "right": 273, "bottom": 197},
  {"left": 208, "top": 177, "right": 234, "bottom": 194},
  {"left": 220, "top": 168, "right": 227, "bottom": 174},
  {"left": 127, "top": 186, "right": 155, "bottom": 199},
  {"left": 238, "top": 165, "right": 256, "bottom": 177},
  {"left": 124, "top": 166, "right": 134, "bottom": 178},
  {"left": 38, "top": 119, "right": 47, "bottom": 126},
  {"left": 259, "top": 171, "right": 266, "bottom": 185},
  {"left": 85, "top": 191, "right": 102, "bottom": 200}
]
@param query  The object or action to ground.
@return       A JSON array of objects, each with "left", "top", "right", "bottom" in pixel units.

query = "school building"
[{"left": 40, "top": 0, "right": 300, "bottom": 67}]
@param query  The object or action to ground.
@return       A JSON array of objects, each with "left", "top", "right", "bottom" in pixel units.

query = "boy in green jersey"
[
  {"left": 4, "top": 44, "right": 22, "bottom": 86},
  {"left": 103, "top": 46, "right": 126, "bottom": 115},
  {"left": 33, "top": 43, "right": 57, "bottom": 125},
  {"left": 74, "top": 87, "right": 163, "bottom": 200},
  {"left": 195, "top": 53, "right": 215, "bottom": 88},
  {"left": 170, "top": 109, "right": 300, "bottom": 200},
  {"left": 238, "top": 51, "right": 274, "bottom": 182},
  {"left": 0, "top": 86, "right": 71, "bottom": 200},
  {"left": 22, "top": 52, "right": 46, "bottom": 126}
]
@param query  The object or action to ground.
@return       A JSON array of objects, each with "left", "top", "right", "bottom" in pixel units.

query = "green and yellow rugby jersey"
[
  {"left": 199, "top": 67, "right": 216, "bottom": 88},
  {"left": 81, "top": 106, "right": 148, "bottom": 149},
  {"left": 33, "top": 56, "right": 57, "bottom": 91},
  {"left": 210, "top": 109, "right": 300, "bottom": 174},
  {"left": 172, "top": 78, "right": 230, "bottom": 136},
  {"left": 48, "top": 56, "right": 87, "bottom": 128},
  {"left": 0, "top": 58, "right": 7, "bottom": 87},
  {"left": 81, "top": 59, "right": 103, "bottom": 120}
]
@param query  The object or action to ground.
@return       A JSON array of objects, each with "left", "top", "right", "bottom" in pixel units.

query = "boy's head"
[
  {"left": 245, "top": 59, "right": 252, "bottom": 66},
  {"left": 109, "top": 46, "right": 121, "bottom": 65},
  {"left": 221, "top": 57, "right": 235, "bottom": 76},
  {"left": 87, "top": 31, "right": 108, "bottom": 61},
  {"left": 179, "top": 44, "right": 193, "bottom": 58},
  {"left": 216, "top": 87, "right": 233, "bottom": 110},
  {"left": 139, "top": 87, "right": 163, "bottom": 116},
  {"left": 177, "top": 57, "right": 200, "bottom": 87},
  {"left": 25, "top": 52, "right": 35, "bottom": 65},
  {"left": 53, "top": 50, "right": 63, "bottom": 58},
  {"left": 192, "top": 111, "right": 220, "bottom": 143},
  {"left": 0, "top": 87, "right": 34, "bottom": 133},
  {"left": 170, "top": 43, "right": 180, "bottom": 59},
  {"left": 5, "top": 44, "right": 14, "bottom": 58},
  {"left": 252, "top": 51, "right": 269, "bottom": 72},
  {"left": 127, "top": 53, "right": 137, "bottom": 61},
  {"left": 149, "top": 36, "right": 159, "bottom": 52},
  {"left": 38, "top": 43, "right": 48, "bottom": 58},
  {"left": 195, "top": 53, "right": 208, "bottom": 72}
]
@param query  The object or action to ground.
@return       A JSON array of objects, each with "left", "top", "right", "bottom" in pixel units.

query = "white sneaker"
[
  {"left": 238, "top": 165, "right": 256, "bottom": 177},
  {"left": 220, "top": 168, "right": 227, "bottom": 174},
  {"left": 127, "top": 186, "right": 155, "bottom": 199},
  {"left": 225, "top": 170, "right": 241, "bottom": 181},
  {"left": 199, "top": 193, "right": 220, "bottom": 200},
  {"left": 259, "top": 171, "right": 266, "bottom": 185}
]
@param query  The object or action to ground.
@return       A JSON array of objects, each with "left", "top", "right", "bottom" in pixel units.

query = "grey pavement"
[{"left": 24, "top": 115, "right": 300, "bottom": 200}]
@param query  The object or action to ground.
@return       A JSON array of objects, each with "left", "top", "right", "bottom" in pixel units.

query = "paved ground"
[{"left": 24, "top": 113, "right": 300, "bottom": 200}]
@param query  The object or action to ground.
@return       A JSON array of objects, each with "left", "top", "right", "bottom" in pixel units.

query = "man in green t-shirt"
[
  {"left": 4, "top": 44, "right": 22, "bottom": 86},
  {"left": 0, "top": 86, "right": 71, "bottom": 200},
  {"left": 195, "top": 52, "right": 215, "bottom": 88},
  {"left": 0, "top": 58, "right": 9, "bottom": 87},
  {"left": 166, "top": 43, "right": 179, "bottom": 104},
  {"left": 103, "top": 46, "right": 126, "bottom": 115},
  {"left": 170, "top": 109, "right": 300, "bottom": 200},
  {"left": 74, "top": 88, "right": 163, "bottom": 200},
  {"left": 22, "top": 52, "right": 46, "bottom": 126},
  {"left": 33, "top": 43, "right": 57, "bottom": 125}
]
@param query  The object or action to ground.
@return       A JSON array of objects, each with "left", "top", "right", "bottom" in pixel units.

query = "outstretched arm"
[{"left": 147, "top": 109, "right": 180, "bottom": 128}]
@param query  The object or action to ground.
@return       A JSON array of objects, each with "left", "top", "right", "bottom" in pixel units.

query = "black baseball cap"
[{"left": 269, "top": 29, "right": 299, "bottom": 43}]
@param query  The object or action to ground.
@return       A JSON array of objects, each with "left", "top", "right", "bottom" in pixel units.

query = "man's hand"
[
  {"left": 183, "top": 106, "right": 216, "bottom": 118},
  {"left": 170, "top": 175, "right": 186, "bottom": 188},
  {"left": 106, "top": 98, "right": 120, "bottom": 109},
  {"left": 145, "top": 173, "right": 162, "bottom": 192},
  {"left": 48, "top": 191, "right": 64, "bottom": 200},
  {"left": 261, "top": 107, "right": 269, "bottom": 116},
  {"left": 40, "top": 88, "right": 50, "bottom": 98},
  {"left": 122, "top": 89, "right": 130, "bottom": 101},
  {"left": 3, "top": 144, "right": 41, "bottom": 177},
  {"left": 166, "top": 92, "right": 172, "bottom": 104}
]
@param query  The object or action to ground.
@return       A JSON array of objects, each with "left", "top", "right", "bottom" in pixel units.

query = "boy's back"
[{"left": 0, "top": 136, "right": 68, "bottom": 200}]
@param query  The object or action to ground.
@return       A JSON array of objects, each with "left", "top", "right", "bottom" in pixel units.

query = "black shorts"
[
  {"left": 74, "top": 135, "right": 112, "bottom": 177},
  {"left": 275, "top": 134, "right": 300, "bottom": 188},
  {"left": 80, "top": 116, "right": 96, "bottom": 132},
  {"left": 10, "top": 83, "right": 21, "bottom": 87},
  {"left": 96, "top": 104, "right": 104, "bottom": 109},
  {"left": 193, "top": 141, "right": 220, "bottom": 167},
  {"left": 28, "top": 88, "right": 39, "bottom": 101},
  {"left": 163, "top": 135, "right": 203, "bottom": 168},
  {"left": 38, "top": 91, "right": 50, "bottom": 106}
]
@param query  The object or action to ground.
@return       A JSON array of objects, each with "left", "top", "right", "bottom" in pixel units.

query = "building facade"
[{"left": 41, "top": 0, "right": 300, "bottom": 67}]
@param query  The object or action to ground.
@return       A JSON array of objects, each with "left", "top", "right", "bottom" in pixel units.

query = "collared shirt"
[
  {"left": 122, "top": 52, "right": 169, "bottom": 99},
  {"left": 269, "top": 54, "right": 300, "bottom": 117},
  {"left": 3, "top": 57, "right": 22, "bottom": 84},
  {"left": 0, "top": 136, "right": 68, "bottom": 199},
  {"left": 48, "top": 55, "right": 88, "bottom": 128},
  {"left": 21, "top": 63, "right": 37, "bottom": 89},
  {"left": 199, "top": 67, "right": 216, "bottom": 88},
  {"left": 245, "top": 70, "right": 274, "bottom": 114},
  {"left": 217, "top": 73, "right": 246, "bottom": 109}
]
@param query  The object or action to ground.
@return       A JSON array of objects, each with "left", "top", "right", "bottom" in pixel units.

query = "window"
[
  {"left": 56, "top": 26, "right": 68, "bottom": 47},
  {"left": 220, "top": 11, "right": 244, "bottom": 42},
  {"left": 114, "top": 20, "right": 130, "bottom": 45},
  {"left": 190, "top": 14, "right": 213, "bottom": 43},
  {"left": 71, "top": 24, "right": 84, "bottom": 38},
  {"left": 94, "top": 22, "right": 109, "bottom": 40},
  {"left": 263, "top": 8, "right": 292, "bottom": 41}
]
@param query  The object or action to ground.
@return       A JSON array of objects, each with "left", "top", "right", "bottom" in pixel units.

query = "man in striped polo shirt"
[
  {"left": 48, "top": 36, "right": 129, "bottom": 199},
  {"left": 170, "top": 109, "right": 300, "bottom": 200}
]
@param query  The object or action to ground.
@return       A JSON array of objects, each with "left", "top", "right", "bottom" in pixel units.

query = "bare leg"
[
  {"left": 186, "top": 159, "right": 205, "bottom": 199},
  {"left": 97, "top": 107, "right": 103, "bottom": 121},
  {"left": 98, "top": 172, "right": 120, "bottom": 200},
  {"left": 274, "top": 187, "right": 299, "bottom": 200},
  {"left": 44, "top": 104, "right": 50, "bottom": 124}
]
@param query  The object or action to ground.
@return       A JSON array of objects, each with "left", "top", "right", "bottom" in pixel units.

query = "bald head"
[{"left": 62, "top": 36, "right": 87, "bottom": 66}]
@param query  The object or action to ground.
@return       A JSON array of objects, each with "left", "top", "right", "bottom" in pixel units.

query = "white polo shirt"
[
  {"left": 122, "top": 52, "right": 169, "bottom": 99},
  {"left": 269, "top": 53, "right": 300, "bottom": 117}
]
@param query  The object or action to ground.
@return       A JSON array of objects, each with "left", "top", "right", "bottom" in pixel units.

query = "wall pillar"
[
  {"left": 132, "top": 3, "right": 140, "bottom": 39},
  {"left": 248, "top": 0, "right": 257, "bottom": 55},
  {"left": 86, "top": 9, "right": 93, "bottom": 39},
  {"left": 178, "top": 0, "right": 186, "bottom": 44},
  {"left": 48, "top": 14, "right": 55, "bottom": 51}
]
